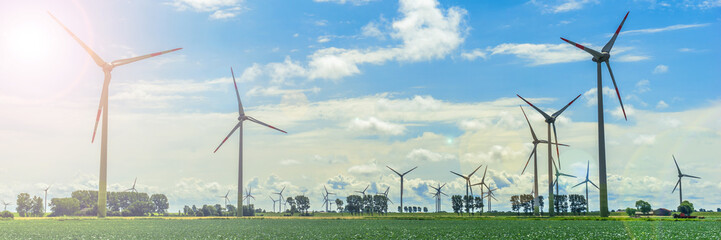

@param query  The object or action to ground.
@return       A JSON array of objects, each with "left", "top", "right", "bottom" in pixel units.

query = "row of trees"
[
  {"left": 397, "top": 206, "right": 428, "bottom": 213},
  {"left": 451, "top": 195, "right": 485, "bottom": 216},
  {"left": 16, "top": 193, "right": 44, "bottom": 217},
  {"left": 285, "top": 195, "right": 311, "bottom": 215},
  {"left": 345, "top": 194, "right": 389, "bottom": 215},
  {"left": 49, "top": 190, "right": 168, "bottom": 217},
  {"left": 510, "top": 194, "right": 545, "bottom": 215},
  {"left": 182, "top": 204, "right": 239, "bottom": 216}
]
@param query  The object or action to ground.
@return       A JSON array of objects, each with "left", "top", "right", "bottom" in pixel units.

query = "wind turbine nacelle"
[
  {"left": 592, "top": 53, "right": 610, "bottom": 63},
  {"left": 238, "top": 116, "right": 247, "bottom": 121}
]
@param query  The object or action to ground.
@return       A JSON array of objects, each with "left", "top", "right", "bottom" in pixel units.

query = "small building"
[{"left": 654, "top": 208, "right": 672, "bottom": 216}]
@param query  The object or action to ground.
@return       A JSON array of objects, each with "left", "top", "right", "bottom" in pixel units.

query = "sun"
[{"left": 0, "top": 13, "right": 58, "bottom": 62}]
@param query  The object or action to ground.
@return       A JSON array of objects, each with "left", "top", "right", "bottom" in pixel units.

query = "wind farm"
[{"left": 1, "top": 0, "right": 719, "bottom": 239}]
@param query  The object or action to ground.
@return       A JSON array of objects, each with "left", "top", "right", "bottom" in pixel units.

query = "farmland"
[{"left": 2, "top": 216, "right": 721, "bottom": 239}]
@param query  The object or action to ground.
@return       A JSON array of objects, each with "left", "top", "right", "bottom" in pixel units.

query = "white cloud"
[
  {"left": 168, "top": 0, "right": 244, "bottom": 19},
  {"left": 347, "top": 161, "right": 380, "bottom": 175},
  {"left": 314, "top": 0, "right": 375, "bottom": 5},
  {"left": 530, "top": 0, "right": 599, "bottom": 13},
  {"left": 656, "top": 100, "right": 669, "bottom": 109},
  {"left": 615, "top": 54, "right": 650, "bottom": 62},
  {"left": 633, "top": 134, "right": 656, "bottom": 145},
  {"left": 315, "top": 20, "right": 328, "bottom": 26},
  {"left": 636, "top": 79, "right": 650, "bottom": 93},
  {"left": 361, "top": 22, "right": 384, "bottom": 39},
  {"left": 619, "top": 23, "right": 710, "bottom": 35},
  {"left": 486, "top": 43, "right": 588, "bottom": 65},
  {"left": 461, "top": 49, "right": 488, "bottom": 61},
  {"left": 697, "top": 0, "right": 721, "bottom": 9},
  {"left": 406, "top": 148, "right": 456, "bottom": 162},
  {"left": 317, "top": 36, "right": 331, "bottom": 43},
  {"left": 583, "top": 87, "right": 616, "bottom": 106},
  {"left": 653, "top": 64, "right": 668, "bottom": 74},
  {"left": 458, "top": 119, "right": 488, "bottom": 131},
  {"left": 349, "top": 117, "right": 406, "bottom": 136}
]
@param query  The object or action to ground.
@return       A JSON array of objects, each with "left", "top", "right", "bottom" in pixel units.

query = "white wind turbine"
[
  {"left": 49, "top": 12, "right": 182, "bottom": 218},
  {"left": 213, "top": 68, "right": 287, "bottom": 216}
]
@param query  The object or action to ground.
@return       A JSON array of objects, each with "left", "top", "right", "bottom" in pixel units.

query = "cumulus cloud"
[
  {"left": 636, "top": 79, "right": 650, "bottom": 93},
  {"left": 458, "top": 119, "right": 488, "bottom": 131},
  {"left": 168, "top": 0, "right": 244, "bottom": 19},
  {"left": 406, "top": 148, "right": 456, "bottom": 162},
  {"left": 348, "top": 117, "right": 406, "bottom": 136},
  {"left": 530, "top": 0, "right": 599, "bottom": 13},
  {"left": 583, "top": 87, "right": 616, "bottom": 106},
  {"left": 347, "top": 161, "right": 380, "bottom": 175},
  {"left": 240, "top": 0, "right": 468, "bottom": 82},
  {"left": 314, "top": 0, "right": 375, "bottom": 5},
  {"left": 656, "top": 100, "right": 669, "bottom": 109},
  {"left": 461, "top": 49, "right": 488, "bottom": 61}
]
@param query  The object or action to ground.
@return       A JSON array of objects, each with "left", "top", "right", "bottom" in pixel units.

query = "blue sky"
[{"left": 1, "top": 0, "right": 720, "bottom": 213}]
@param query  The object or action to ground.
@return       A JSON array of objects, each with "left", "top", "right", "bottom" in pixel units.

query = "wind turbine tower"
[{"left": 386, "top": 166, "right": 417, "bottom": 213}]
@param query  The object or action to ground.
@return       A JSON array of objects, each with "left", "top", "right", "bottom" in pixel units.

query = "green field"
[{"left": 2, "top": 216, "right": 721, "bottom": 239}]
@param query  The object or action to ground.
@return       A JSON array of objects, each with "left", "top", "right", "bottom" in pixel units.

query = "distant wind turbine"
[
  {"left": 274, "top": 186, "right": 286, "bottom": 212},
  {"left": 43, "top": 185, "right": 52, "bottom": 214},
  {"left": 573, "top": 161, "right": 599, "bottom": 214},
  {"left": 672, "top": 155, "right": 701, "bottom": 206},
  {"left": 429, "top": 183, "right": 447, "bottom": 213},
  {"left": 1, "top": 201, "right": 11, "bottom": 211},
  {"left": 450, "top": 164, "right": 483, "bottom": 200},
  {"left": 560, "top": 12, "right": 631, "bottom": 217},
  {"left": 518, "top": 93, "right": 581, "bottom": 216},
  {"left": 386, "top": 166, "right": 417, "bottom": 213},
  {"left": 49, "top": 12, "right": 182, "bottom": 218},
  {"left": 219, "top": 190, "right": 231, "bottom": 206},
  {"left": 243, "top": 187, "right": 256, "bottom": 206},
  {"left": 213, "top": 68, "right": 287, "bottom": 216},
  {"left": 125, "top": 178, "right": 138, "bottom": 193},
  {"left": 519, "top": 106, "right": 569, "bottom": 216}
]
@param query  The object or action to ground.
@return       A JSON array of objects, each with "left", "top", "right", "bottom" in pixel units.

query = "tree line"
[
  {"left": 50, "top": 190, "right": 168, "bottom": 217},
  {"left": 450, "top": 195, "right": 485, "bottom": 216}
]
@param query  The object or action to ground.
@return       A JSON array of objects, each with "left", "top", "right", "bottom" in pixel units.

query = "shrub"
[
  {"left": 677, "top": 201, "right": 694, "bottom": 215},
  {"left": 1, "top": 211, "right": 13, "bottom": 219}
]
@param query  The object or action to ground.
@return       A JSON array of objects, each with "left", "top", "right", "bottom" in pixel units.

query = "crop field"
[{"left": 2, "top": 217, "right": 721, "bottom": 239}]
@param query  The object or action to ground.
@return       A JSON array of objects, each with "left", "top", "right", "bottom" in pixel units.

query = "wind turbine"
[
  {"left": 429, "top": 183, "right": 447, "bottom": 213},
  {"left": 381, "top": 186, "right": 393, "bottom": 204},
  {"left": 219, "top": 190, "right": 231, "bottom": 206},
  {"left": 450, "top": 164, "right": 483, "bottom": 200},
  {"left": 485, "top": 188, "right": 498, "bottom": 212},
  {"left": 386, "top": 166, "right": 417, "bottom": 213},
  {"left": 273, "top": 186, "right": 286, "bottom": 212},
  {"left": 552, "top": 158, "right": 576, "bottom": 197},
  {"left": 269, "top": 196, "right": 279, "bottom": 213},
  {"left": 560, "top": 12, "right": 630, "bottom": 217},
  {"left": 672, "top": 155, "right": 701, "bottom": 206},
  {"left": 1, "top": 201, "right": 11, "bottom": 211},
  {"left": 243, "top": 187, "right": 256, "bottom": 206},
  {"left": 213, "top": 68, "right": 287, "bottom": 217},
  {"left": 471, "top": 166, "right": 490, "bottom": 210},
  {"left": 520, "top": 106, "right": 569, "bottom": 215},
  {"left": 321, "top": 185, "right": 335, "bottom": 212},
  {"left": 355, "top": 185, "right": 369, "bottom": 197},
  {"left": 48, "top": 13, "right": 181, "bottom": 218},
  {"left": 125, "top": 178, "right": 138, "bottom": 193},
  {"left": 43, "top": 185, "right": 52, "bottom": 214},
  {"left": 518, "top": 94, "right": 581, "bottom": 216},
  {"left": 573, "top": 161, "right": 599, "bottom": 214}
]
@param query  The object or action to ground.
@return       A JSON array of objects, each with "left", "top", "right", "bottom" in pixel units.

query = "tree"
[
  {"left": 1, "top": 211, "right": 13, "bottom": 219},
  {"left": 16, "top": 193, "right": 32, "bottom": 217},
  {"left": 451, "top": 195, "right": 462, "bottom": 215},
  {"left": 403, "top": 206, "right": 408, "bottom": 213},
  {"left": 717, "top": 208, "right": 720, "bottom": 213},
  {"left": 30, "top": 196, "right": 44, "bottom": 217},
  {"left": 214, "top": 204, "right": 224, "bottom": 216},
  {"left": 397, "top": 206, "right": 402, "bottom": 213},
  {"left": 474, "top": 196, "right": 483, "bottom": 216},
  {"left": 183, "top": 205, "right": 192, "bottom": 216},
  {"left": 423, "top": 207, "right": 428, "bottom": 213},
  {"left": 625, "top": 207, "right": 636, "bottom": 217},
  {"left": 201, "top": 205, "right": 217, "bottom": 216},
  {"left": 677, "top": 200, "right": 694, "bottom": 215},
  {"left": 554, "top": 195, "right": 567, "bottom": 215},
  {"left": 520, "top": 194, "right": 533, "bottom": 215},
  {"left": 295, "top": 195, "right": 310, "bottom": 215},
  {"left": 373, "top": 195, "right": 387, "bottom": 215},
  {"left": 362, "top": 195, "right": 373, "bottom": 215},
  {"left": 635, "top": 200, "right": 651, "bottom": 214},
  {"left": 226, "top": 205, "right": 237, "bottom": 216},
  {"left": 150, "top": 194, "right": 169, "bottom": 214},
  {"left": 49, "top": 198, "right": 80, "bottom": 217},
  {"left": 127, "top": 201, "right": 154, "bottom": 216},
  {"left": 538, "top": 196, "right": 545, "bottom": 216},
  {"left": 569, "top": 194, "right": 586, "bottom": 215},
  {"left": 463, "top": 195, "right": 473, "bottom": 216},
  {"left": 346, "top": 195, "right": 362, "bottom": 215},
  {"left": 335, "top": 199, "right": 344, "bottom": 215},
  {"left": 510, "top": 195, "right": 520, "bottom": 215},
  {"left": 286, "top": 197, "right": 297, "bottom": 215}
]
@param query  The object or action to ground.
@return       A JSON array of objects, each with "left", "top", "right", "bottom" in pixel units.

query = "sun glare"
[{"left": 1, "top": 15, "right": 58, "bottom": 62}]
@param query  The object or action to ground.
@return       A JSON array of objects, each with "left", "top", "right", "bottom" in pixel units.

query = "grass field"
[{"left": 2, "top": 214, "right": 721, "bottom": 239}]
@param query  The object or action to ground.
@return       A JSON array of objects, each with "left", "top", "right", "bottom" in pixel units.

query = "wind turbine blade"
[
  {"left": 552, "top": 122, "right": 561, "bottom": 166},
  {"left": 520, "top": 106, "right": 538, "bottom": 141},
  {"left": 586, "top": 160, "right": 590, "bottom": 180},
  {"left": 605, "top": 61, "right": 627, "bottom": 121},
  {"left": 552, "top": 94, "right": 582, "bottom": 118},
  {"left": 553, "top": 178, "right": 558, "bottom": 187},
  {"left": 673, "top": 155, "right": 681, "bottom": 175},
  {"left": 516, "top": 94, "right": 552, "bottom": 120},
  {"left": 213, "top": 122, "right": 241, "bottom": 153},
  {"left": 91, "top": 74, "right": 109, "bottom": 143},
  {"left": 481, "top": 166, "right": 488, "bottom": 183},
  {"left": 572, "top": 181, "right": 585, "bottom": 188},
  {"left": 48, "top": 12, "right": 107, "bottom": 67},
  {"left": 521, "top": 145, "right": 536, "bottom": 175},
  {"left": 440, "top": 183, "right": 446, "bottom": 189},
  {"left": 683, "top": 174, "right": 701, "bottom": 179},
  {"left": 560, "top": 173, "right": 576, "bottom": 178},
  {"left": 490, "top": 195, "right": 498, "bottom": 201},
  {"left": 469, "top": 164, "right": 483, "bottom": 177},
  {"left": 560, "top": 37, "right": 602, "bottom": 58},
  {"left": 387, "top": 166, "right": 401, "bottom": 176},
  {"left": 110, "top": 48, "right": 182, "bottom": 67},
  {"left": 450, "top": 171, "right": 465, "bottom": 178},
  {"left": 230, "top": 67, "right": 244, "bottom": 116},
  {"left": 589, "top": 180, "right": 600, "bottom": 190},
  {"left": 602, "top": 11, "right": 629, "bottom": 53},
  {"left": 247, "top": 116, "right": 287, "bottom": 134},
  {"left": 671, "top": 179, "right": 680, "bottom": 193},
  {"left": 402, "top": 166, "right": 418, "bottom": 175}
]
